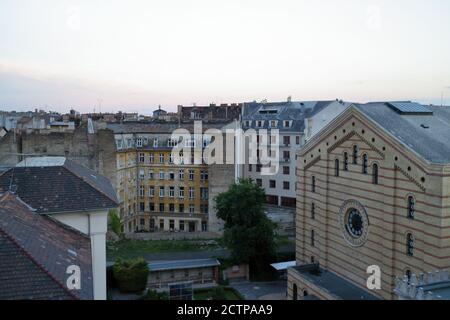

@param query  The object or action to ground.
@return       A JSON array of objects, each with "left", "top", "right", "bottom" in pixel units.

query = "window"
[
  {"left": 200, "top": 187, "right": 209, "bottom": 200},
  {"left": 169, "top": 153, "right": 174, "bottom": 164},
  {"left": 362, "top": 154, "right": 368, "bottom": 174},
  {"left": 139, "top": 153, "right": 145, "bottom": 162},
  {"left": 245, "top": 120, "right": 251, "bottom": 127},
  {"left": 200, "top": 170, "right": 208, "bottom": 181},
  {"left": 256, "top": 164, "right": 262, "bottom": 172},
  {"left": 179, "top": 204, "right": 184, "bottom": 213},
  {"left": 159, "top": 153, "right": 164, "bottom": 163},
  {"left": 159, "top": 171, "right": 165, "bottom": 180},
  {"left": 139, "top": 185, "right": 145, "bottom": 197},
  {"left": 140, "top": 218, "right": 145, "bottom": 226},
  {"left": 139, "top": 169, "right": 145, "bottom": 179},
  {"left": 407, "top": 196, "right": 415, "bottom": 219},
  {"left": 149, "top": 218, "right": 155, "bottom": 229},
  {"left": 256, "top": 179, "right": 262, "bottom": 187},
  {"left": 149, "top": 186, "right": 155, "bottom": 197},
  {"left": 149, "top": 202, "right": 155, "bottom": 211},
  {"left": 169, "top": 186, "right": 175, "bottom": 198},
  {"left": 269, "top": 180, "right": 276, "bottom": 188},
  {"left": 284, "top": 120, "right": 291, "bottom": 128},
  {"left": 159, "top": 186, "right": 165, "bottom": 198},
  {"left": 169, "top": 220, "right": 175, "bottom": 230},
  {"left": 169, "top": 204, "right": 175, "bottom": 212},
  {"left": 283, "top": 150, "right": 290, "bottom": 161},
  {"left": 159, "top": 203, "right": 165, "bottom": 212},
  {"left": 169, "top": 172, "right": 175, "bottom": 180},
  {"left": 372, "top": 164, "right": 379, "bottom": 184},
  {"left": 296, "top": 136, "right": 300, "bottom": 145},
  {"left": 283, "top": 181, "right": 290, "bottom": 190},
  {"left": 139, "top": 202, "right": 145, "bottom": 211},
  {"left": 189, "top": 204, "right": 195, "bottom": 213},
  {"left": 283, "top": 166, "right": 290, "bottom": 175},
  {"left": 179, "top": 220, "right": 185, "bottom": 231},
  {"left": 167, "top": 138, "right": 178, "bottom": 147},
  {"left": 200, "top": 204, "right": 209, "bottom": 214},
  {"left": 270, "top": 120, "right": 277, "bottom": 127},
  {"left": 148, "top": 170, "right": 154, "bottom": 179},
  {"left": 116, "top": 139, "right": 123, "bottom": 150},
  {"left": 283, "top": 136, "right": 290, "bottom": 146},
  {"left": 311, "top": 176, "right": 316, "bottom": 193},
  {"left": 248, "top": 164, "right": 252, "bottom": 172},
  {"left": 353, "top": 145, "right": 359, "bottom": 164},
  {"left": 159, "top": 219, "right": 164, "bottom": 229},
  {"left": 179, "top": 187, "right": 185, "bottom": 198},
  {"left": 344, "top": 152, "right": 349, "bottom": 171},
  {"left": 202, "top": 221, "right": 208, "bottom": 231},
  {"left": 335, "top": 159, "right": 340, "bottom": 177},
  {"left": 293, "top": 284, "right": 298, "bottom": 301},
  {"left": 136, "top": 138, "right": 143, "bottom": 147},
  {"left": 153, "top": 138, "right": 158, "bottom": 147},
  {"left": 185, "top": 138, "right": 196, "bottom": 147},
  {"left": 257, "top": 120, "right": 263, "bottom": 127},
  {"left": 311, "top": 230, "right": 315, "bottom": 247},
  {"left": 149, "top": 153, "right": 154, "bottom": 163},
  {"left": 407, "top": 233, "right": 414, "bottom": 256},
  {"left": 179, "top": 170, "right": 184, "bottom": 180},
  {"left": 189, "top": 187, "right": 195, "bottom": 199},
  {"left": 189, "top": 170, "right": 195, "bottom": 180},
  {"left": 311, "top": 203, "right": 315, "bottom": 219}
]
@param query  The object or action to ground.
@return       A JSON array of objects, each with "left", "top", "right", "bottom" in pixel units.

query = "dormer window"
[
  {"left": 153, "top": 138, "right": 158, "bottom": 148},
  {"left": 284, "top": 120, "right": 291, "bottom": 128},
  {"left": 270, "top": 120, "right": 278, "bottom": 127},
  {"left": 257, "top": 120, "right": 264, "bottom": 127},
  {"left": 245, "top": 120, "right": 251, "bottom": 127},
  {"left": 136, "top": 138, "right": 143, "bottom": 148}
]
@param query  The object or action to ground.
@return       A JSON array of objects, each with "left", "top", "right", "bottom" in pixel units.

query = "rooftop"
[
  {"left": 148, "top": 258, "right": 221, "bottom": 272},
  {"left": 354, "top": 102, "right": 450, "bottom": 164},
  {"left": 292, "top": 264, "right": 380, "bottom": 300},
  {"left": 0, "top": 157, "right": 118, "bottom": 214},
  {"left": 0, "top": 192, "right": 93, "bottom": 300}
]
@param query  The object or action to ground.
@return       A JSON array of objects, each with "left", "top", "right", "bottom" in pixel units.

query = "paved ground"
[{"left": 230, "top": 280, "right": 287, "bottom": 300}]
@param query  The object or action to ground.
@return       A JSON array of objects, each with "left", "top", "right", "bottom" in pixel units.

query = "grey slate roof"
[
  {"left": 148, "top": 258, "right": 221, "bottom": 272},
  {"left": 242, "top": 100, "right": 339, "bottom": 132},
  {"left": 0, "top": 157, "right": 118, "bottom": 214},
  {"left": 0, "top": 192, "right": 93, "bottom": 300},
  {"left": 354, "top": 103, "right": 450, "bottom": 164},
  {"left": 107, "top": 121, "right": 232, "bottom": 134}
]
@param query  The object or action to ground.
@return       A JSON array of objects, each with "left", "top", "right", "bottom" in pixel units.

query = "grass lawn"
[
  {"left": 194, "top": 287, "right": 244, "bottom": 300},
  {"left": 107, "top": 238, "right": 222, "bottom": 260}
]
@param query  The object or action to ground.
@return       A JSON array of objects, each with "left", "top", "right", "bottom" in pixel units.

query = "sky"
[{"left": 1, "top": 0, "right": 450, "bottom": 114}]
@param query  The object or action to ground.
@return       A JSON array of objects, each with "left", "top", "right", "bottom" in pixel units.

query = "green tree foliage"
[
  {"left": 140, "top": 289, "right": 169, "bottom": 300},
  {"left": 112, "top": 258, "right": 149, "bottom": 293},
  {"left": 108, "top": 209, "right": 122, "bottom": 236},
  {"left": 215, "top": 179, "right": 277, "bottom": 267}
]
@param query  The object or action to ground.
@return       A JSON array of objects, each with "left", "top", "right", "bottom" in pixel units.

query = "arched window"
[
  {"left": 293, "top": 284, "right": 298, "bottom": 301},
  {"left": 311, "top": 230, "right": 315, "bottom": 247},
  {"left": 362, "top": 154, "right": 368, "bottom": 174},
  {"left": 372, "top": 163, "right": 379, "bottom": 184},
  {"left": 406, "top": 233, "right": 414, "bottom": 256},
  {"left": 311, "top": 202, "right": 315, "bottom": 219},
  {"left": 353, "top": 145, "right": 359, "bottom": 164},
  {"left": 311, "top": 176, "right": 316, "bottom": 193},
  {"left": 343, "top": 152, "right": 349, "bottom": 171},
  {"left": 335, "top": 159, "right": 340, "bottom": 177},
  {"left": 407, "top": 196, "right": 415, "bottom": 219}
]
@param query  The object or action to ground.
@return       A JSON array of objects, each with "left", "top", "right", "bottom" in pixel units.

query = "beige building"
[{"left": 288, "top": 102, "right": 450, "bottom": 300}]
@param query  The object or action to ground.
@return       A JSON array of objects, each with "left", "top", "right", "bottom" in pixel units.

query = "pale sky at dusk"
[{"left": 1, "top": 0, "right": 450, "bottom": 114}]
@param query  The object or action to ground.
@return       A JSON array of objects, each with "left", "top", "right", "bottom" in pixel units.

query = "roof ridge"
[
  {"left": 61, "top": 161, "right": 118, "bottom": 204},
  {"left": 0, "top": 226, "right": 78, "bottom": 300}
]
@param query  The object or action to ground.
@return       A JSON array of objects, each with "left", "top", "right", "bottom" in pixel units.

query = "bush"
[
  {"left": 113, "top": 258, "right": 149, "bottom": 293},
  {"left": 140, "top": 289, "right": 169, "bottom": 300},
  {"left": 210, "top": 286, "right": 227, "bottom": 300}
]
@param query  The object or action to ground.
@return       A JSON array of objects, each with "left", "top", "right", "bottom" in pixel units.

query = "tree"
[
  {"left": 113, "top": 258, "right": 149, "bottom": 293},
  {"left": 108, "top": 209, "right": 122, "bottom": 236},
  {"left": 215, "top": 179, "right": 277, "bottom": 267}
]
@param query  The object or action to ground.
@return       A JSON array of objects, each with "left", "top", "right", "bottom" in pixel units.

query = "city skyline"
[{"left": 1, "top": 0, "right": 450, "bottom": 113}]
